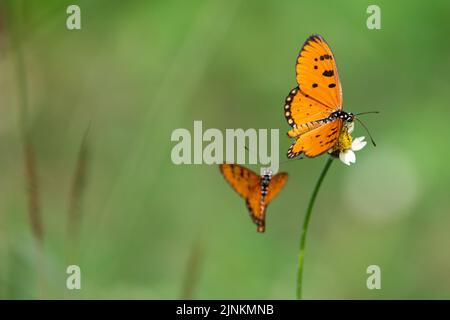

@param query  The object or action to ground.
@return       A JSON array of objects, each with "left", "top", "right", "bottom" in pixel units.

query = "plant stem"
[{"left": 296, "top": 157, "right": 333, "bottom": 299}]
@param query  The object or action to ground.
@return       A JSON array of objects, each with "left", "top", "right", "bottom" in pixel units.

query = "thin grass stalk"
[
  {"left": 180, "top": 240, "right": 204, "bottom": 299},
  {"left": 6, "top": 0, "right": 46, "bottom": 298},
  {"left": 67, "top": 125, "right": 90, "bottom": 241}
]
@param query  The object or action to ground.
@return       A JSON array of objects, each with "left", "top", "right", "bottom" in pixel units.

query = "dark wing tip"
[
  {"left": 296, "top": 34, "right": 326, "bottom": 74},
  {"left": 307, "top": 34, "right": 324, "bottom": 42}
]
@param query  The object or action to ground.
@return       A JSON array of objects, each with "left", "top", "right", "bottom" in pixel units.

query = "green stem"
[{"left": 296, "top": 157, "right": 333, "bottom": 299}]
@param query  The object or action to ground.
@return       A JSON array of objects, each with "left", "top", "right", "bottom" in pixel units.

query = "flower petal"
[
  {"left": 352, "top": 136, "right": 367, "bottom": 151},
  {"left": 339, "top": 151, "right": 350, "bottom": 165},
  {"left": 339, "top": 150, "right": 355, "bottom": 166},
  {"left": 347, "top": 149, "right": 356, "bottom": 164},
  {"left": 339, "top": 149, "right": 356, "bottom": 166}
]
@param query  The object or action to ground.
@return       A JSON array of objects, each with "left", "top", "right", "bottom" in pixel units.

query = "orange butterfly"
[
  {"left": 284, "top": 35, "right": 354, "bottom": 158},
  {"left": 219, "top": 164, "right": 288, "bottom": 232}
]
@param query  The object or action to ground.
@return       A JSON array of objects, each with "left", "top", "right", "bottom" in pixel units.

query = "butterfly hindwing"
[
  {"left": 245, "top": 188, "right": 264, "bottom": 231},
  {"left": 295, "top": 35, "right": 342, "bottom": 110},
  {"left": 287, "top": 119, "right": 343, "bottom": 158}
]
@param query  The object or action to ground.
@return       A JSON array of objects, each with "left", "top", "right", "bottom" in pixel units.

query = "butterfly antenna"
[
  {"left": 355, "top": 118, "right": 377, "bottom": 147},
  {"left": 355, "top": 111, "right": 380, "bottom": 116}
]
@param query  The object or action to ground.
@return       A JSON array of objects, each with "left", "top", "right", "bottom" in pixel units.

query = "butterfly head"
[
  {"left": 329, "top": 111, "right": 354, "bottom": 123},
  {"left": 347, "top": 112, "right": 355, "bottom": 123},
  {"left": 261, "top": 168, "right": 273, "bottom": 177}
]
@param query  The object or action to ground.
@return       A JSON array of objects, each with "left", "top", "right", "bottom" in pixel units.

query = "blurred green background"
[{"left": 1, "top": 0, "right": 450, "bottom": 299}]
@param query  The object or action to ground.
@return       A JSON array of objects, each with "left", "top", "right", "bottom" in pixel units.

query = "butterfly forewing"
[
  {"left": 295, "top": 35, "right": 342, "bottom": 110},
  {"left": 265, "top": 172, "right": 289, "bottom": 203},
  {"left": 284, "top": 87, "right": 332, "bottom": 137},
  {"left": 219, "top": 163, "right": 260, "bottom": 199}
]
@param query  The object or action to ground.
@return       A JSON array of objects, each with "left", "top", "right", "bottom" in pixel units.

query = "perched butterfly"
[
  {"left": 284, "top": 35, "right": 354, "bottom": 159},
  {"left": 219, "top": 164, "right": 288, "bottom": 232}
]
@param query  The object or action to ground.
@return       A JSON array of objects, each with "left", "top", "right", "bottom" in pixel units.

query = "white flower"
[
  {"left": 329, "top": 122, "right": 368, "bottom": 166},
  {"left": 339, "top": 136, "right": 367, "bottom": 166}
]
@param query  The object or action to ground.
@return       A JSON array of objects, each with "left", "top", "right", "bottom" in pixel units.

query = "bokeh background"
[{"left": 1, "top": 0, "right": 450, "bottom": 299}]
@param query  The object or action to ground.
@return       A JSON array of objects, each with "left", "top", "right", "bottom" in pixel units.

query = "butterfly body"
[
  {"left": 219, "top": 164, "right": 288, "bottom": 233},
  {"left": 256, "top": 170, "right": 272, "bottom": 232},
  {"left": 287, "top": 108, "right": 354, "bottom": 138},
  {"left": 284, "top": 35, "right": 354, "bottom": 159}
]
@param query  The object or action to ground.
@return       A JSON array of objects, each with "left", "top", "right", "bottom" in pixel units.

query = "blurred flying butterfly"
[
  {"left": 219, "top": 164, "right": 288, "bottom": 232},
  {"left": 284, "top": 34, "right": 355, "bottom": 159}
]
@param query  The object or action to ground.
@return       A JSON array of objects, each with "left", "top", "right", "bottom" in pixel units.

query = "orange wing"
[
  {"left": 220, "top": 164, "right": 264, "bottom": 231},
  {"left": 219, "top": 164, "right": 260, "bottom": 199},
  {"left": 245, "top": 189, "right": 264, "bottom": 232},
  {"left": 246, "top": 171, "right": 289, "bottom": 232},
  {"left": 265, "top": 172, "right": 289, "bottom": 203},
  {"left": 284, "top": 86, "right": 333, "bottom": 138},
  {"left": 295, "top": 35, "right": 342, "bottom": 109},
  {"left": 287, "top": 119, "right": 343, "bottom": 158},
  {"left": 219, "top": 164, "right": 288, "bottom": 233}
]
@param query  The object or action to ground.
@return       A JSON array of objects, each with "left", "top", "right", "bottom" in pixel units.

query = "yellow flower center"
[{"left": 333, "top": 126, "right": 353, "bottom": 153}]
